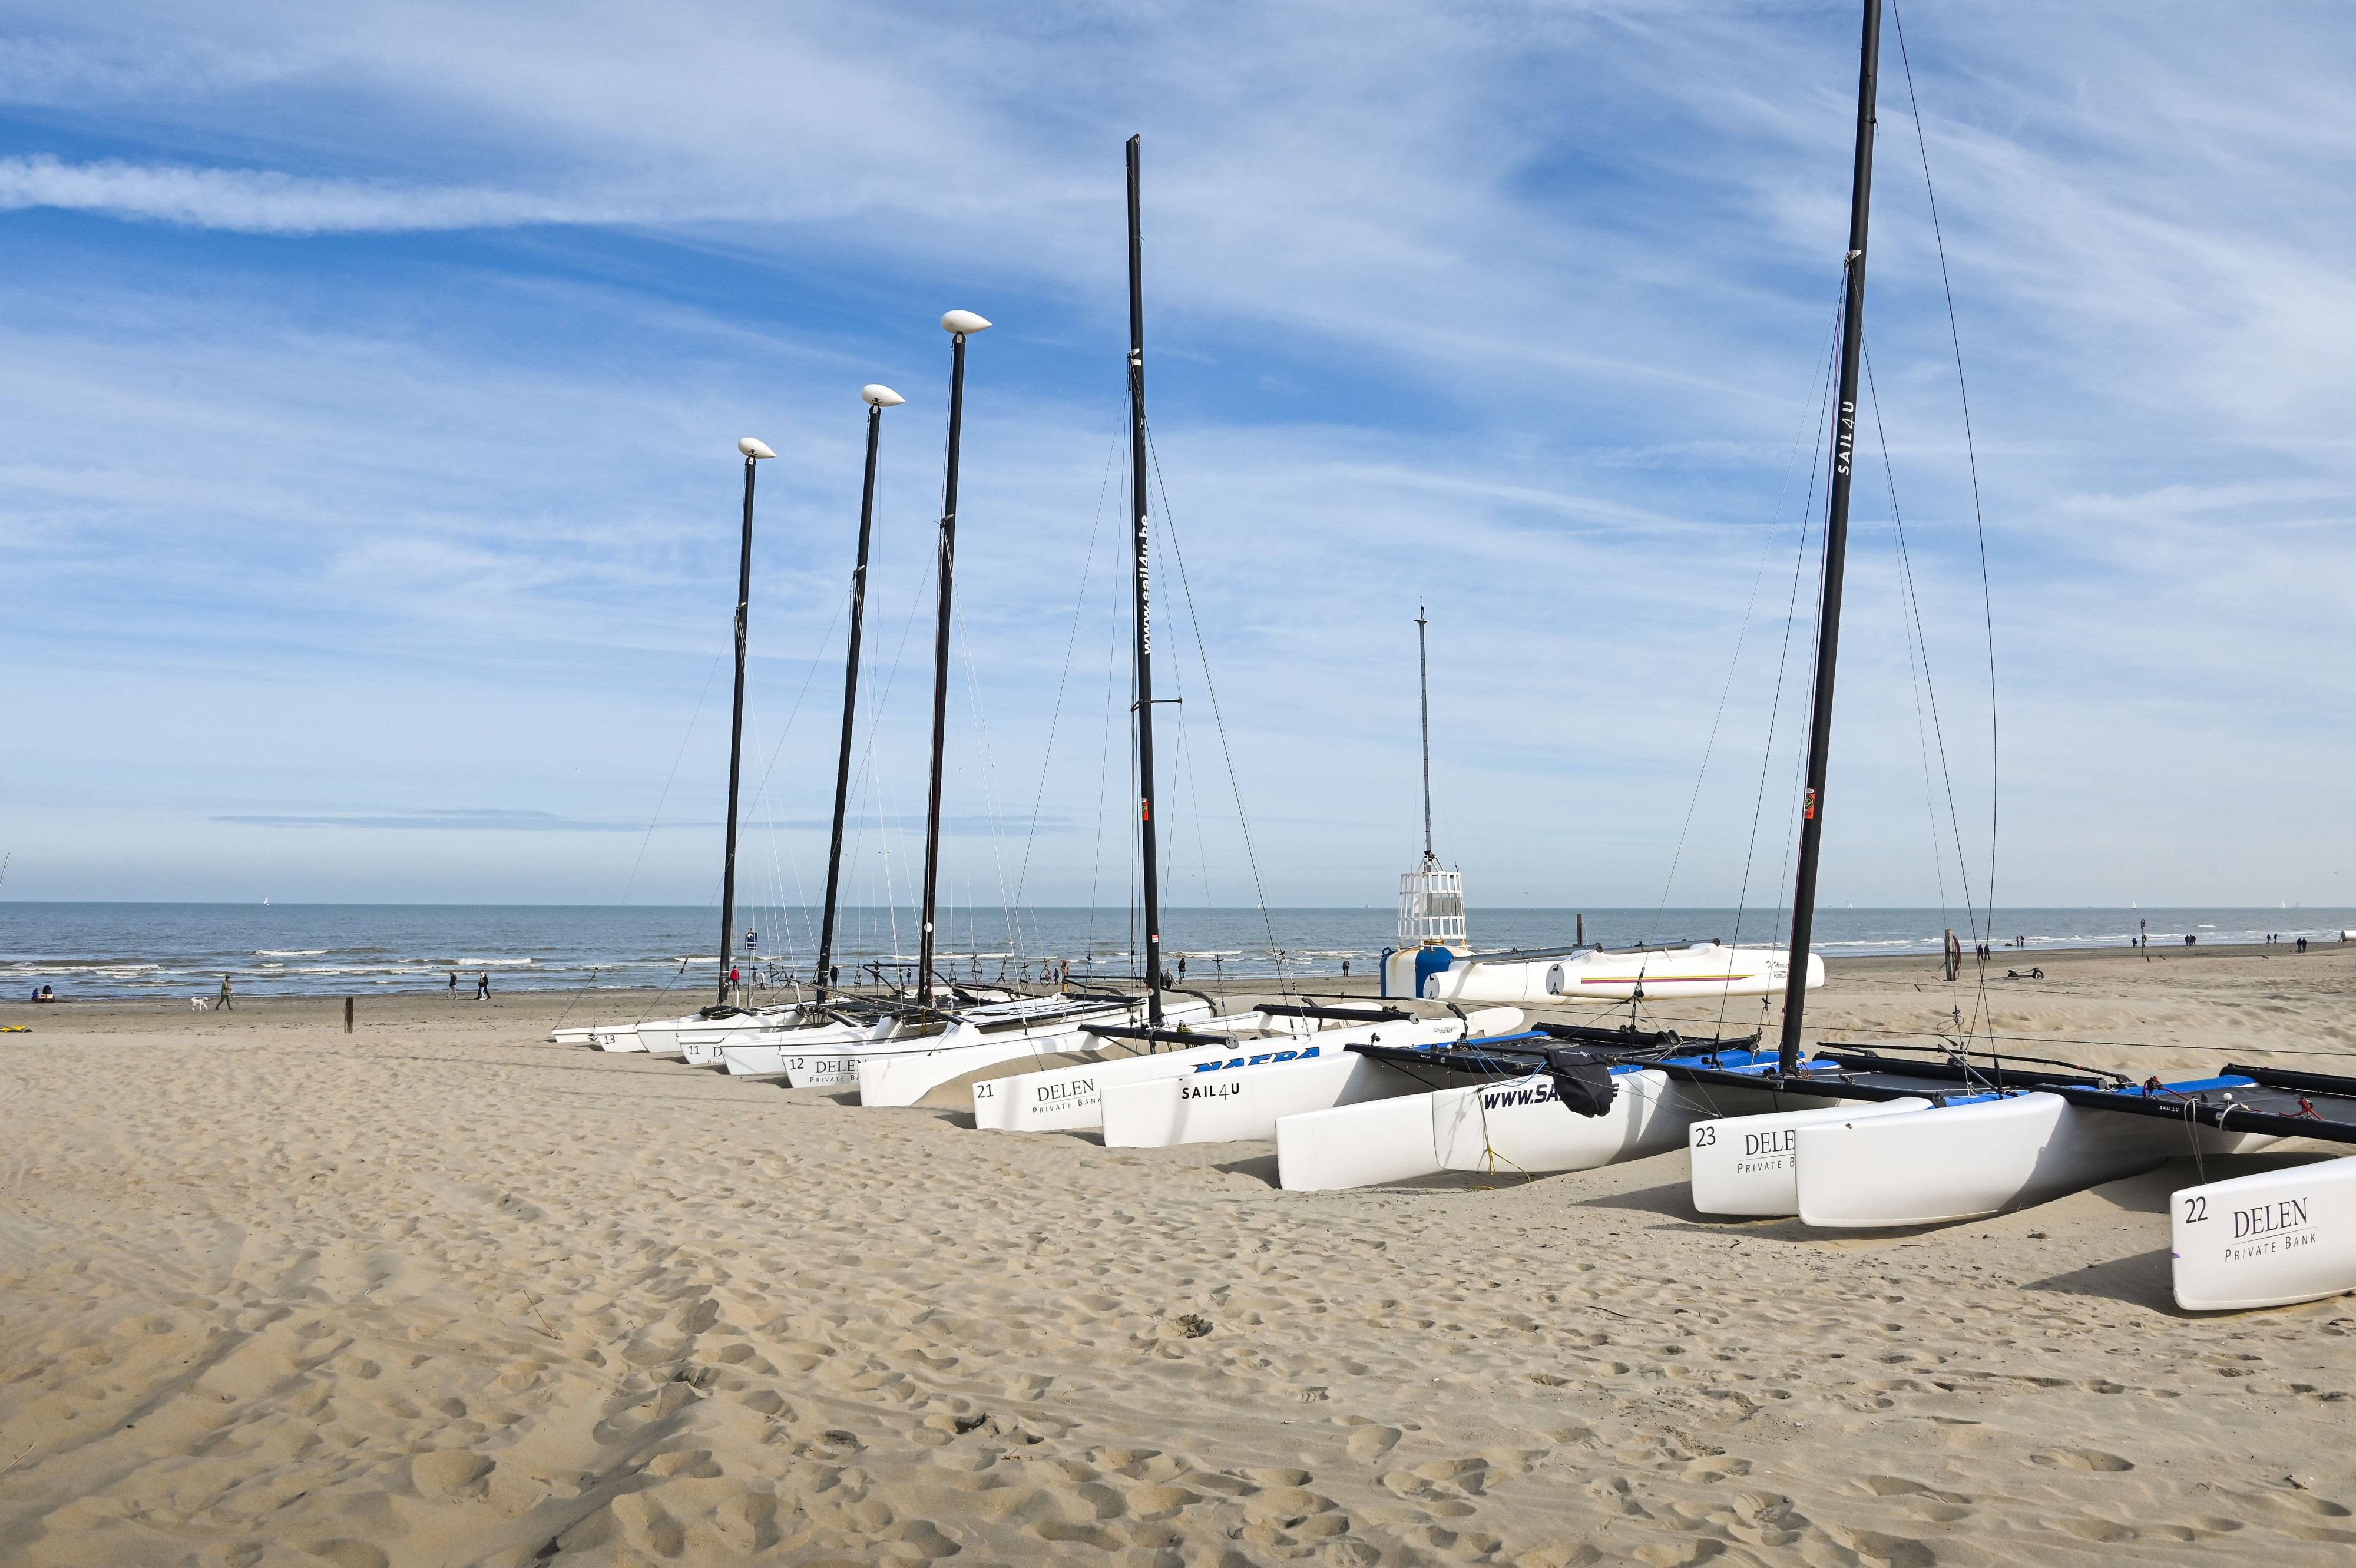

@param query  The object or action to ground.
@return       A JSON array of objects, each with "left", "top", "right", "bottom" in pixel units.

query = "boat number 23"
[
  {"left": 2183, "top": 1195, "right": 2209, "bottom": 1224},
  {"left": 1693, "top": 1126, "right": 1716, "bottom": 1147}
]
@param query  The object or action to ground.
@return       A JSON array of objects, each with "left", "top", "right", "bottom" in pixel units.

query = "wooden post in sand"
[
  {"left": 343, "top": 996, "right": 353, "bottom": 1034},
  {"left": 1944, "top": 929, "right": 1960, "bottom": 983}
]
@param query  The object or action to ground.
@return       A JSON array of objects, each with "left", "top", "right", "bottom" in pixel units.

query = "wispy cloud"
[
  {"left": 213, "top": 809, "right": 645, "bottom": 831},
  {"left": 206, "top": 810, "right": 1070, "bottom": 836},
  {"left": 0, "top": 155, "right": 633, "bottom": 234}
]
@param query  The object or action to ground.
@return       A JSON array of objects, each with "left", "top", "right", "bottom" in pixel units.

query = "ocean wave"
[{"left": 254, "top": 949, "right": 329, "bottom": 956}]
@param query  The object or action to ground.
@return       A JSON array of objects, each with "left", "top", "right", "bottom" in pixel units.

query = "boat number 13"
[{"left": 2183, "top": 1195, "right": 2209, "bottom": 1224}]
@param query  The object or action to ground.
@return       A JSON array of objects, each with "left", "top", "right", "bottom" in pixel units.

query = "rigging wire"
[
  {"left": 864, "top": 520, "right": 949, "bottom": 975},
  {"left": 1711, "top": 280, "right": 1847, "bottom": 1040},
  {"left": 1142, "top": 419, "right": 1279, "bottom": 964},
  {"left": 1086, "top": 537, "right": 1125, "bottom": 974},
  {"left": 1011, "top": 413, "right": 1124, "bottom": 927},
  {"left": 1864, "top": 345, "right": 1982, "bottom": 954},
  {"left": 1892, "top": 0, "right": 2001, "bottom": 1033},
  {"left": 1644, "top": 281, "right": 1847, "bottom": 949},
  {"left": 1885, "top": 434, "right": 1957, "bottom": 926},
  {"left": 740, "top": 590, "right": 848, "bottom": 968},
  {"left": 585, "top": 639, "right": 727, "bottom": 1027}
]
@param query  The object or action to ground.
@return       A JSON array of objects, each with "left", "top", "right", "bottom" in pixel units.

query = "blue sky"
[{"left": 2, "top": 1, "right": 2352, "bottom": 914}]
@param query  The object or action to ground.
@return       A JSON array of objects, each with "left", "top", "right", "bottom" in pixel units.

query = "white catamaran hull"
[
  {"left": 720, "top": 1026, "right": 898, "bottom": 1080},
  {"left": 1276, "top": 1067, "right": 1783, "bottom": 1192},
  {"left": 1687, "top": 1097, "right": 1930, "bottom": 1216},
  {"left": 637, "top": 1003, "right": 825, "bottom": 1060},
  {"left": 1100, "top": 1050, "right": 1423, "bottom": 1149},
  {"left": 626, "top": 1011, "right": 740, "bottom": 1058},
  {"left": 555, "top": 1024, "right": 646, "bottom": 1052},
  {"left": 1421, "top": 944, "right": 1822, "bottom": 1005},
  {"left": 2173, "top": 1156, "right": 2356, "bottom": 1312},
  {"left": 975, "top": 1008, "right": 1522, "bottom": 1133},
  {"left": 853, "top": 998, "right": 1217, "bottom": 1106},
  {"left": 969, "top": 1023, "right": 1271, "bottom": 1132},
  {"left": 1796, "top": 1093, "right": 2279, "bottom": 1229},
  {"left": 1433, "top": 1067, "right": 1783, "bottom": 1174}
]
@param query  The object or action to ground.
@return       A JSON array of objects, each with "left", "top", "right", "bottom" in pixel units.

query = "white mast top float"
[
  {"left": 861, "top": 385, "right": 906, "bottom": 407},
  {"left": 940, "top": 310, "right": 992, "bottom": 335},
  {"left": 737, "top": 437, "right": 776, "bottom": 459}
]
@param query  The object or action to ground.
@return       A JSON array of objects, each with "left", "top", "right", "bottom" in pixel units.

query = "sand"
[{"left": 5, "top": 948, "right": 2356, "bottom": 1566}]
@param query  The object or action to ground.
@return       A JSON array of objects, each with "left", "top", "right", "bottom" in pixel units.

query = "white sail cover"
[{"left": 1421, "top": 941, "right": 1821, "bottom": 1004}]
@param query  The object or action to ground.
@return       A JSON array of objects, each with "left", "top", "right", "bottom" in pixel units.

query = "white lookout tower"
[
  {"left": 1384, "top": 606, "right": 1471, "bottom": 997},
  {"left": 1399, "top": 855, "right": 1464, "bottom": 948}
]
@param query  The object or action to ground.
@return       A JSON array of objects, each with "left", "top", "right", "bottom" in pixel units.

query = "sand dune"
[{"left": 5, "top": 948, "right": 2356, "bottom": 1564}]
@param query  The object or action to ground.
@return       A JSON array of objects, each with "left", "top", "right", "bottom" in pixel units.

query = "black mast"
[
  {"left": 1416, "top": 603, "right": 1435, "bottom": 868},
  {"left": 815, "top": 388, "right": 900, "bottom": 1003},
  {"left": 1126, "top": 134, "right": 1165, "bottom": 1024},
  {"left": 1778, "top": 0, "right": 1882, "bottom": 1072},
  {"left": 719, "top": 440, "right": 770, "bottom": 1004},
  {"left": 918, "top": 313, "right": 987, "bottom": 1009}
]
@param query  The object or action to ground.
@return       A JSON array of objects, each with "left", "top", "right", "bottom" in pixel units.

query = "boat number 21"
[{"left": 2183, "top": 1195, "right": 2209, "bottom": 1224}]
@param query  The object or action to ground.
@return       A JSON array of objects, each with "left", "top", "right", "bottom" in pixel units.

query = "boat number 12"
[
  {"left": 2183, "top": 1195, "right": 2209, "bottom": 1224},
  {"left": 1693, "top": 1125, "right": 1716, "bottom": 1147}
]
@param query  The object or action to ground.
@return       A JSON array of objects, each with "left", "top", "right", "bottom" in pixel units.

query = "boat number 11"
[{"left": 2183, "top": 1195, "right": 2209, "bottom": 1223}]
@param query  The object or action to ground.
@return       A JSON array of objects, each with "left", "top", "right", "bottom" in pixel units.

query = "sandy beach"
[{"left": 7, "top": 945, "right": 2356, "bottom": 1565}]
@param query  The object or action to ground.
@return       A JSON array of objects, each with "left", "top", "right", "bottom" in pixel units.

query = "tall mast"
[
  {"left": 815, "top": 386, "right": 901, "bottom": 1003},
  {"left": 1778, "top": 0, "right": 1882, "bottom": 1071},
  {"left": 1416, "top": 603, "right": 1435, "bottom": 868},
  {"left": 918, "top": 312, "right": 989, "bottom": 1009},
  {"left": 719, "top": 440, "right": 771, "bottom": 1003},
  {"left": 1126, "top": 134, "right": 1165, "bottom": 1023}
]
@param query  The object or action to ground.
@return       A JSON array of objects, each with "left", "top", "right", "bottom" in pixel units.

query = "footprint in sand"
[
  {"left": 1823, "top": 1523, "right": 1936, "bottom": 1566},
  {"left": 409, "top": 1450, "right": 492, "bottom": 1501},
  {"left": 2031, "top": 1448, "right": 2133, "bottom": 1472}
]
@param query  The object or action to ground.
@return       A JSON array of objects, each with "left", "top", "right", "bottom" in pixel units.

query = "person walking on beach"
[
  {"left": 447, "top": 971, "right": 458, "bottom": 998},
  {"left": 475, "top": 971, "right": 490, "bottom": 1000},
  {"left": 217, "top": 973, "right": 234, "bottom": 1011}
]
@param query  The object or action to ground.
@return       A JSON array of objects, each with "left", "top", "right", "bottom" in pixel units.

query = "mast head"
[
  {"left": 861, "top": 385, "right": 906, "bottom": 408},
  {"left": 737, "top": 438, "right": 776, "bottom": 459},
  {"left": 940, "top": 310, "right": 992, "bottom": 336}
]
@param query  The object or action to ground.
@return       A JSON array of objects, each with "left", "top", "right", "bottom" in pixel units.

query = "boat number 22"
[{"left": 2183, "top": 1195, "right": 2209, "bottom": 1224}]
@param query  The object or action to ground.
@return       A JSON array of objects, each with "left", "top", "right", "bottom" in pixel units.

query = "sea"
[{"left": 5, "top": 903, "right": 2352, "bottom": 1002}]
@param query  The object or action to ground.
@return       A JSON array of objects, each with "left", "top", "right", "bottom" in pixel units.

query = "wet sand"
[{"left": 5, "top": 945, "right": 2356, "bottom": 1565}]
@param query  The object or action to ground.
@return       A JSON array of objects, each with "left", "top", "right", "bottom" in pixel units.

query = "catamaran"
[
  {"left": 982, "top": 1001, "right": 1526, "bottom": 1135},
  {"left": 2162, "top": 1070, "right": 2356, "bottom": 1309},
  {"left": 1666, "top": 0, "right": 2285, "bottom": 1229},
  {"left": 1276, "top": 1026, "right": 1794, "bottom": 1190}
]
